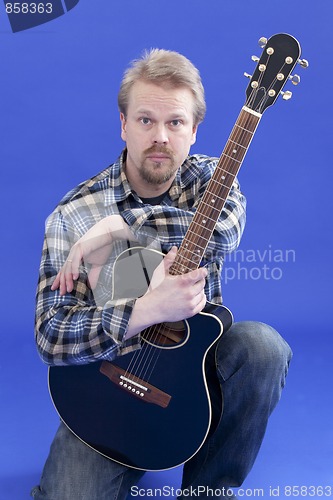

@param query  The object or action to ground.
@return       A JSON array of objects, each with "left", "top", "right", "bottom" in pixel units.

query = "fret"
[
  {"left": 180, "top": 246, "right": 210, "bottom": 266},
  {"left": 199, "top": 200, "right": 226, "bottom": 215},
  {"left": 189, "top": 214, "right": 216, "bottom": 231},
  {"left": 234, "top": 123, "right": 254, "bottom": 134},
  {"left": 192, "top": 212, "right": 219, "bottom": 227},
  {"left": 203, "top": 189, "right": 228, "bottom": 204},
  {"left": 203, "top": 189, "right": 229, "bottom": 202},
  {"left": 170, "top": 107, "right": 261, "bottom": 276},
  {"left": 177, "top": 249, "right": 205, "bottom": 267},
  {"left": 177, "top": 250, "right": 201, "bottom": 264},
  {"left": 170, "top": 262, "right": 193, "bottom": 275},
  {"left": 214, "top": 168, "right": 238, "bottom": 181},
  {"left": 194, "top": 211, "right": 218, "bottom": 223},
  {"left": 187, "top": 227, "right": 211, "bottom": 243},
  {"left": 181, "top": 241, "right": 206, "bottom": 253},
  {"left": 223, "top": 144, "right": 248, "bottom": 162},
  {"left": 221, "top": 152, "right": 242, "bottom": 164},
  {"left": 228, "top": 139, "right": 247, "bottom": 150},
  {"left": 208, "top": 177, "right": 234, "bottom": 190},
  {"left": 214, "top": 163, "right": 241, "bottom": 176},
  {"left": 213, "top": 171, "right": 235, "bottom": 183},
  {"left": 181, "top": 247, "right": 206, "bottom": 263},
  {"left": 190, "top": 223, "right": 216, "bottom": 236},
  {"left": 203, "top": 183, "right": 230, "bottom": 195}
]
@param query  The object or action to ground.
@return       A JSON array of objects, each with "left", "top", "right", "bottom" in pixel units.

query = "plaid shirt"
[{"left": 35, "top": 150, "right": 246, "bottom": 365}]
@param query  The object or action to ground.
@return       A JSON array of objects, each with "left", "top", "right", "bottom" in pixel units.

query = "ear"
[
  {"left": 191, "top": 124, "right": 198, "bottom": 146},
  {"left": 120, "top": 112, "right": 127, "bottom": 141}
]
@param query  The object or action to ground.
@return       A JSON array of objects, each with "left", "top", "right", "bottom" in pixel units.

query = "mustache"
[{"left": 144, "top": 145, "right": 174, "bottom": 157}]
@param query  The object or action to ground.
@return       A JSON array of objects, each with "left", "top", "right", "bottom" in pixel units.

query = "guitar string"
[
  {"left": 124, "top": 113, "right": 257, "bottom": 386},
  {"left": 134, "top": 116, "right": 248, "bottom": 376},
  {"left": 114, "top": 251, "right": 179, "bottom": 382},
  {"left": 120, "top": 319, "right": 170, "bottom": 391},
  {"left": 118, "top": 253, "right": 162, "bottom": 381},
  {"left": 114, "top": 252, "right": 185, "bottom": 386},
  {"left": 142, "top": 127, "right": 249, "bottom": 384},
  {"left": 122, "top": 46, "right": 297, "bottom": 381},
  {"left": 125, "top": 136, "right": 256, "bottom": 390},
  {"left": 118, "top": 263, "right": 183, "bottom": 386},
  {"left": 246, "top": 54, "right": 294, "bottom": 111},
  {"left": 138, "top": 324, "right": 171, "bottom": 383},
  {"left": 169, "top": 110, "right": 256, "bottom": 278},
  {"left": 122, "top": 318, "right": 173, "bottom": 387},
  {"left": 140, "top": 323, "right": 177, "bottom": 383},
  {"left": 246, "top": 52, "right": 271, "bottom": 110},
  {"left": 170, "top": 110, "right": 255, "bottom": 278},
  {"left": 121, "top": 55, "right": 295, "bottom": 386},
  {"left": 129, "top": 248, "right": 184, "bottom": 383},
  {"left": 133, "top": 324, "right": 164, "bottom": 380},
  {"left": 120, "top": 110, "right": 259, "bottom": 387},
  {"left": 120, "top": 295, "right": 164, "bottom": 381}
]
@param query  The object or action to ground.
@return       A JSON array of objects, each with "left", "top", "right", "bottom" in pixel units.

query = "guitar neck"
[{"left": 169, "top": 106, "right": 261, "bottom": 276}]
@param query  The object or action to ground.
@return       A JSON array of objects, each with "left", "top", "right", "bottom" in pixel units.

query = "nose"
[{"left": 152, "top": 123, "right": 169, "bottom": 144}]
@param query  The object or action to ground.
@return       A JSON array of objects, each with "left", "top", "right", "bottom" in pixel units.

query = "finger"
[
  {"left": 54, "top": 261, "right": 74, "bottom": 295},
  {"left": 57, "top": 270, "right": 67, "bottom": 296},
  {"left": 196, "top": 266, "right": 208, "bottom": 279},
  {"left": 185, "top": 291, "right": 207, "bottom": 319},
  {"left": 70, "top": 248, "right": 82, "bottom": 280},
  {"left": 63, "top": 263, "right": 75, "bottom": 294},
  {"left": 52, "top": 270, "right": 68, "bottom": 296},
  {"left": 163, "top": 246, "right": 178, "bottom": 270},
  {"left": 51, "top": 259, "right": 77, "bottom": 295},
  {"left": 182, "top": 267, "right": 207, "bottom": 285},
  {"left": 191, "top": 289, "right": 207, "bottom": 311},
  {"left": 51, "top": 273, "right": 60, "bottom": 291},
  {"left": 197, "top": 293, "right": 207, "bottom": 313}
]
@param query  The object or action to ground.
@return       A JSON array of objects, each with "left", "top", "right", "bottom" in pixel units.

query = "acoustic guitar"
[{"left": 49, "top": 33, "right": 306, "bottom": 471}]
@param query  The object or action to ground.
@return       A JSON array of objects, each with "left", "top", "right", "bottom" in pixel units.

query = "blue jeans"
[{"left": 31, "top": 321, "right": 292, "bottom": 499}]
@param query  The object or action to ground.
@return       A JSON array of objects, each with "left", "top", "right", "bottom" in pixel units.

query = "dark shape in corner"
[{"left": 4, "top": 0, "right": 80, "bottom": 33}]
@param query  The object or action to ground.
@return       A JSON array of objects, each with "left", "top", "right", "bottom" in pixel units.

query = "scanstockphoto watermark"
[
  {"left": 130, "top": 485, "right": 236, "bottom": 497},
  {"left": 222, "top": 245, "right": 296, "bottom": 284}
]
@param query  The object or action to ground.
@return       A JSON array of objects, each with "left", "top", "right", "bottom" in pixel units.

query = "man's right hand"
[{"left": 124, "top": 247, "right": 208, "bottom": 340}]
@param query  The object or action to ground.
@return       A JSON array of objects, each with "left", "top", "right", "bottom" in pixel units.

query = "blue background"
[{"left": 1, "top": 1, "right": 332, "bottom": 498}]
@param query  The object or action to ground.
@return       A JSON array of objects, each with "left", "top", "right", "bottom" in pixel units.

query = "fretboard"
[{"left": 169, "top": 106, "right": 261, "bottom": 276}]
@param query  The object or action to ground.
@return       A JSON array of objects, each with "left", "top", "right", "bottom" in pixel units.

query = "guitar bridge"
[{"left": 100, "top": 361, "right": 171, "bottom": 408}]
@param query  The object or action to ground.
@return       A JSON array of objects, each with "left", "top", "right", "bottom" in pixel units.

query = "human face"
[{"left": 120, "top": 80, "right": 198, "bottom": 195}]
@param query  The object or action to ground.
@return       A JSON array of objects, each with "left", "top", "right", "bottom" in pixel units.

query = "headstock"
[{"left": 244, "top": 33, "right": 308, "bottom": 114}]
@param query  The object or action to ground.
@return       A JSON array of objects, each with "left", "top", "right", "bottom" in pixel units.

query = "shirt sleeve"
[{"left": 35, "top": 209, "right": 141, "bottom": 366}]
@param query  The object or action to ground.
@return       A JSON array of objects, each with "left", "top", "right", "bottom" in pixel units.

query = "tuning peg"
[
  {"left": 258, "top": 37, "right": 267, "bottom": 48},
  {"left": 289, "top": 74, "right": 301, "bottom": 85},
  {"left": 298, "top": 58, "right": 309, "bottom": 69},
  {"left": 251, "top": 55, "right": 260, "bottom": 62},
  {"left": 244, "top": 72, "right": 252, "bottom": 79},
  {"left": 281, "top": 90, "right": 293, "bottom": 101}
]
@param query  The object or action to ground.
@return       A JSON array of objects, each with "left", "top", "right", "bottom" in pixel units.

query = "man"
[{"left": 32, "top": 49, "right": 292, "bottom": 499}]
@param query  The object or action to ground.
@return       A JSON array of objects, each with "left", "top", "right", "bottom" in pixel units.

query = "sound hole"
[{"left": 142, "top": 321, "right": 187, "bottom": 347}]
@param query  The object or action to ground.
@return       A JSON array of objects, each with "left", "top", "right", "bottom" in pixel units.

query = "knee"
[{"left": 216, "top": 320, "right": 292, "bottom": 384}]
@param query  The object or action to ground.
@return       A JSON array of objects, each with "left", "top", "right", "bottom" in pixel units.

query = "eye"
[
  {"left": 140, "top": 117, "right": 151, "bottom": 125},
  {"left": 170, "top": 119, "right": 182, "bottom": 127}
]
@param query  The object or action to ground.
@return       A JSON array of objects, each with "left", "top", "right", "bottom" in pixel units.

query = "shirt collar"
[
  {"left": 104, "top": 150, "right": 200, "bottom": 206},
  {"left": 169, "top": 156, "right": 202, "bottom": 200},
  {"left": 104, "top": 150, "right": 133, "bottom": 206}
]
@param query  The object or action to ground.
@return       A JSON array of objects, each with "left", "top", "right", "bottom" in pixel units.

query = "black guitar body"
[
  {"left": 49, "top": 306, "right": 231, "bottom": 470},
  {"left": 49, "top": 248, "right": 233, "bottom": 471}
]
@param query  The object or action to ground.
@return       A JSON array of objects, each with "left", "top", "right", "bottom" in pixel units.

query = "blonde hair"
[{"left": 118, "top": 49, "right": 206, "bottom": 125}]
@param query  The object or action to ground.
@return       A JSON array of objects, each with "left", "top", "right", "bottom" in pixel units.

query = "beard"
[{"left": 140, "top": 146, "right": 177, "bottom": 185}]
